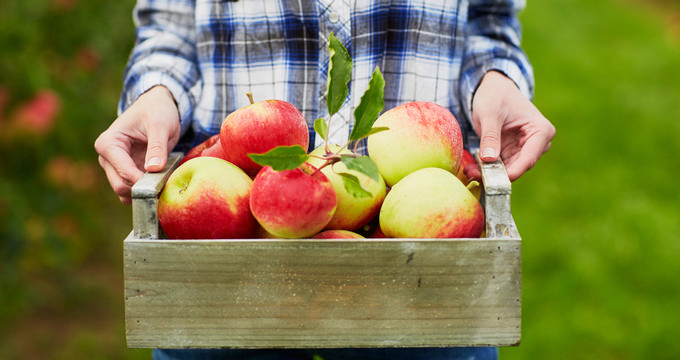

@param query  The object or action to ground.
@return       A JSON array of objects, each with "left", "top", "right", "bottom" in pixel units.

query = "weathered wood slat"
[
  {"left": 131, "top": 152, "right": 183, "bottom": 239},
  {"left": 124, "top": 237, "right": 520, "bottom": 348}
]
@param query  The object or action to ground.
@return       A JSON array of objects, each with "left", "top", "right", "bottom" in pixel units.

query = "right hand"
[{"left": 94, "top": 86, "right": 181, "bottom": 204}]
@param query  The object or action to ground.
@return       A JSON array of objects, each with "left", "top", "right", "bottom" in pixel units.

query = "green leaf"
[
  {"left": 363, "top": 126, "right": 389, "bottom": 137},
  {"left": 327, "top": 33, "right": 352, "bottom": 116},
  {"left": 340, "top": 155, "right": 380, "bottom": 182},
  {"left": 314, "top": 117, "right": 328, "bottom": 141},
  {"left": 350, "top": 66, "right": 385, "bottom": 142},
  {"left": 337, "top": 172, "right": 373, "bottom": 199},
  {"left": 248, "top": 145, "right": 309, "bottom": 171}
]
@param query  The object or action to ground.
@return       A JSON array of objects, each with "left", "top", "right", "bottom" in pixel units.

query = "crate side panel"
[{"left": 124, "top": 239, "right": 520, "bottom": 348}]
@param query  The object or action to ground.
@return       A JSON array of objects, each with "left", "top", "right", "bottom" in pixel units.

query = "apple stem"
[
  {"left": 467, "top": 180, "right": 480, "bottom": 191},
  {"left": 246, "top": 92, "right": 255, "bottom": 104}
]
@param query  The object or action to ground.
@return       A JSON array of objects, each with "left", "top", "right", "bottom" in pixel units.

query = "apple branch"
[{"left": 248, "top": 33, "right": 387, "bottom": 198}]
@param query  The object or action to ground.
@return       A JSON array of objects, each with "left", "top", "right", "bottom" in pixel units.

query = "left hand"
[{"left": 467, "top": 71, "right": 555, "bottom": 182}]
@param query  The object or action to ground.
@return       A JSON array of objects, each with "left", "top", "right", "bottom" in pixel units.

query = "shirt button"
[{"left": 328, "top": 12, "right": 340, "bottom": 23}]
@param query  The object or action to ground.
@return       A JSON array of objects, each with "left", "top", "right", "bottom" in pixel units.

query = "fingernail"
[
  {"left": 481, "top": 147, "right": 497, "bottom": 160},
  {"left": 146, "top": 157, "right": 162, "bottom": 167}
]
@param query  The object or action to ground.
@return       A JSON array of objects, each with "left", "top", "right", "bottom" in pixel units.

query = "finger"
[
  {"left": 504, "top": 123, "right": 555, "bottom": 181},
  {"left": 476, "top": 116, "right": 503, "bottom": 163},
  {"left": 463, "top": 162, "right": 482, "bottom": 182},
  {"left": 98, "top": 155, "right": 138, "bottom": 203},
  {"left": 95, "top": 130, "right": 147, "bottom": 184},
  {"left": 143, "top": 120, "right": 171, "bottom": 172}
]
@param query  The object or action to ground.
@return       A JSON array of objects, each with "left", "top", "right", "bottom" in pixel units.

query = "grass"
[{"left": 500, "top": 0, "right": 680, "bottom": 359}]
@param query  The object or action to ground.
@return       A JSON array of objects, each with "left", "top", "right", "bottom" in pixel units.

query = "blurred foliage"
[
  {"left": 0, "top": 0, "right": 149, "bottom": 358},
  {"left": 1, "top": 0, "right": 680, "bottom": 359}
]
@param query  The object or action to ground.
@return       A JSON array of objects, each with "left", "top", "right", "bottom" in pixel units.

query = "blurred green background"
[{"left": 1, "top": 0, "right": 679, "bottom": 359}]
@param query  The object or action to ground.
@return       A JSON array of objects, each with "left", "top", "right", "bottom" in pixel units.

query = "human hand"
[
  {"left": 94, "top": 86, "right": 181, "bottom": 204},
  {"left": 467, "top": 71, "right": 555, "bottom": 182}
]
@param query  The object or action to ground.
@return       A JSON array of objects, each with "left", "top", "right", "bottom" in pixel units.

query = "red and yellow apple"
[
  {"left": 158, "top": 157, "right": 259, "bottom": 239},
  {"left": 312, "top": 229, "right": 365, "bottom": 239},
  {"left": 367, "top": 101, "right": 464, "bottom": 187},
  {"left": 306, "top": 144, "right": 387, "bottom": 231},
  {"left": 250, "top": 163, "right": 337, "bottom": 239},
  {"left": 379, "top": 167, "right": 484, "bottom": 238},
  {"left": 220, "top": 98, "right": 309, "bottom": 177},
  {"left": 178, "top": 134, "right": 227, "bottom": 166}
]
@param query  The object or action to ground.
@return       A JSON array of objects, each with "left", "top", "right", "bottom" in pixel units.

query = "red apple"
[
  {"left": 455, "top": 149, "right": 477, "bottom": 183},
  {"left": 250, "top": 163, "right": 337, "bottom": 239},
  {"left": 220, "top": 98, "right": 309, "bottom": 177},
  {"left": 379, "top": 167, "right": 484, "bottom": 238},
  {"left": 456, "top": 149, "right": 482, "bottom": 199},
  {"left": 158, "top": 157, "right": 259, "bottom": 239},
  {"left": 307, "top": 144, "right": 387, "bottom": 231},
  {"left": 367, "top": 101, "right": 463, "bottom": 187},
  {"left": 178, "top": 134, "right": 227, "bottom": 166},
  {"left": 312, "top": 230, "right": 365, "bottom": 239}
]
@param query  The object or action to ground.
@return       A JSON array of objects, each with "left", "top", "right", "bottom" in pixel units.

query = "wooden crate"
[{"left": 124, "top": 152, "right": 521, "bottom": 349}]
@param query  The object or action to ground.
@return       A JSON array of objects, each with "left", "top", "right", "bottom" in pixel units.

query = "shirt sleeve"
[
  {"left": 459, "top": 0, "right": 534, "bottom": 124},
  {"left": 118, "top": 0, "right": 201, "bottom": 136}
]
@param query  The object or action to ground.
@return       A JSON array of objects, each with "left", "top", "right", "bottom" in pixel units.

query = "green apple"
[
  {"left": 379, "top": 167, "right": 484, "bottom": 238},
  {"left": 307, "top": 144, "right": 387, "bottom": 231},
  {"left": 367, "top": 101, "right": 464, "bottom": 187}
]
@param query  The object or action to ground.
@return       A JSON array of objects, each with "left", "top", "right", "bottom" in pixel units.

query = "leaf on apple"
[
  {"left": 314, "top": 117, "right": 328, "bottom": 141},
  {"left": 350, "top": 66, "right": 385, "bottom": 142},
  {"left": 248, "top": 145, "right": 309, "bottom": 171},
  {"left": 340, "top": 155, "right": 380, "bottom": 182},
  {"left": 326, "top": 33, "right": 352, "bottom": 117},
  {"left": 336, "top": 172, "right": 373, "bottom": 199}
]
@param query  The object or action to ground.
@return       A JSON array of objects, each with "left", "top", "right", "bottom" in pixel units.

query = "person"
[{"left": 95, "top": 1, "right": 555, "bottom": 359}]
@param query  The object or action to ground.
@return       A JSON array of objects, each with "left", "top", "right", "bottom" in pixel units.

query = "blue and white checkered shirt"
[{"left": 119, "top": 0, "right": 534, "bottom": 154}]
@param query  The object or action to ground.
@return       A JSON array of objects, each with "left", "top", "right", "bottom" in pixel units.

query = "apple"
[
  {"left": 250, "top": 163, "right": 337, "bottom": 239},
  {"left": 369, "top": 224, "right": 388, "bottom": 238},
  {"left": 312, "top": 229, "right": 365, "bottom": 239},
  {"left": 178, "top": 134, "right": 227, "bottom": 166},
  {"left": 379, "top": 167, "right": 484, "bottom": 238},
  {"left": 220, "top": 97, "right": 309, "bottom": 177},
  {"left": 158, "top": 157, "right": 259, "bottom": 239},
  {"left": 306, "top": 144, "right": 387, "bottom": 231},
  {"left": 367, "top": 101, "right": 464, "bottom": 187},
  {"left": 456, "top": 149, "right": 482, "bottom": 199}
]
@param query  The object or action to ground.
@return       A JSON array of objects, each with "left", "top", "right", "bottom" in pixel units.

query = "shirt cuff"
[
  {"left": 459, "top": 58, "right": 534, "bottom": 127},
  {"left": 118, "top": 71, "right": 194, "bottom": 136}
]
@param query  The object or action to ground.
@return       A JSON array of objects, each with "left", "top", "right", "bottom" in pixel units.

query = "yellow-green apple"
[
  {"left": 158, "top": 157, "right": 259, "bottom": 239},
  {"left": 456, "top": 149, "right": 482, "bottom": 199},
  {"left": 312, "top": 229, "right": 365, "bottom": 239},
  {"left": 220, "top": 98, "right": 309, "bottom": 177},
  {"left": 306, "top": 144, "right": 387, "bottom": 231},
  {"left": 367, "top": 101, "right": 463, "bottom": 186},
  {"left": 250, "top": 163, "right": 336, "bottom": 239},
  {"left": 178, "top": 134, "right": 227, "bottom": 166},
  {"left": 379, "top": 167, "right": 484, "bottom": 238}
]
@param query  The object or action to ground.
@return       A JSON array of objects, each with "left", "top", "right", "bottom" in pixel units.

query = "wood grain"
[{"left": 124, "top": 237, "right": 520, "bottom": 348}]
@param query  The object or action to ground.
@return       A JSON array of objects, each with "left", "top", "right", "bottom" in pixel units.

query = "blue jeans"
[{"left": 152, "top": 347, "right": 498, "bottom": 360}]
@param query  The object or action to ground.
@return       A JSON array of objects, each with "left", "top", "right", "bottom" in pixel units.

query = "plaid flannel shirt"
[{"left": 119, "top": 0, "right": 534, "bottom": 154}]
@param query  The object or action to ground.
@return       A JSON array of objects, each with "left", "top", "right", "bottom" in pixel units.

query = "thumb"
[
  {"left": 477, "top": 117, "right": 502, "bottom": 163},
  {"left": 144, "top": 123, "right": 170, "bottom": 172}
]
